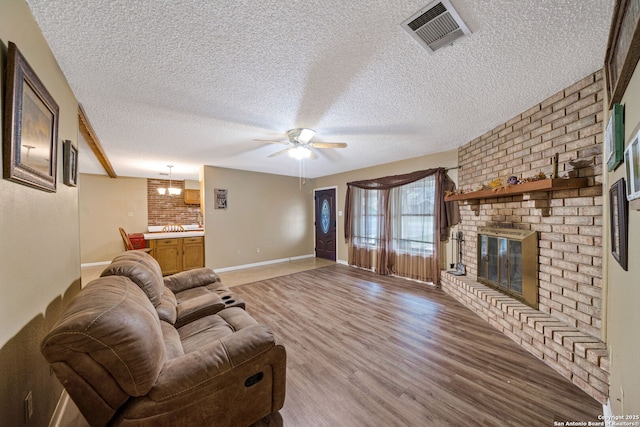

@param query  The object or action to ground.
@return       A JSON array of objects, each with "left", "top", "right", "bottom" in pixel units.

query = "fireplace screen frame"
[{"left": 477, "top": 227, "right": 538, "bottom": 309}]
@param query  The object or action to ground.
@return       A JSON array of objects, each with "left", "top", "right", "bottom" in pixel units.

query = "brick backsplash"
[
  {"left": 147, "top": 179, "right": 201, "bottom": 226},
  {"left": 441, "top": 70, "right": 607, "bottom": 403}
]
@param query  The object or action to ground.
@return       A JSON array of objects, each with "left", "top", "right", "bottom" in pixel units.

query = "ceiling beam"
[{"left": 78, "top": 104, "right": 117, "bottom": 178}]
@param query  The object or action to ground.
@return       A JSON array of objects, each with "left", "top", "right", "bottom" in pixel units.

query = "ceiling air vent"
[{"left": 402, "top": 0, "right": 471, "bottom": 53}]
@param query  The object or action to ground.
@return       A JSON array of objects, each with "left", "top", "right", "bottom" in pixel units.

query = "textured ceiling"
[{"left": 26, "top": 0, "right": 613, "bottom": 180}]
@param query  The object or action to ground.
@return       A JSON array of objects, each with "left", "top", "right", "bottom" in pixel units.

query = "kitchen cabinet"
[
  {"left": 150, "top": 236, "right": 204, "bottom": 275},
  {"left": 182, "top": 237, "right": 205, "bottom": 271},
  {"left": 184, "top": 189, "right": 200, "bottom": 205}
]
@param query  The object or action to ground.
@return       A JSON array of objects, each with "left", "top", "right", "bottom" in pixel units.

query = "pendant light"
[{"left": 157, "top": 165, "right": 182, "bottom": 195}]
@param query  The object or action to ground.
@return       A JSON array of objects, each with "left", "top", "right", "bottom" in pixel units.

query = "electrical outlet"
[{"left": 24, "top": 391, "right": 33, "bottom": 423}]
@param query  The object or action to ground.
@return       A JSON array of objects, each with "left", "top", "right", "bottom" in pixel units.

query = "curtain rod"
[{"left": 445, "top": 166, "right": 459, "bottom": 171}]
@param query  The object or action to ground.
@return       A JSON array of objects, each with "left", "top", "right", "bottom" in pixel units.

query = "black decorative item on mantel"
[{"left": 450, "top": 231, "right": 466, "bottom": 276}]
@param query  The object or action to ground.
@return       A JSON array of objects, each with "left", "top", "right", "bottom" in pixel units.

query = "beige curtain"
[
  {"left": 344, "top": 168, "right": 459, "bottom": 285},
  {"left": 346, "top": 186, "right": 390, "bottom": 274},
  {"left": 388, "top": 175, "right": 435, "bottom": 281}
]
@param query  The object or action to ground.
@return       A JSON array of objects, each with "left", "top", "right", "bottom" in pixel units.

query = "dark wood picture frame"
[
  {"left": 63, "top": 140, "right": 78, "bottom": 187},
  {"left": 610, "top": 178, "right": 629, "bottom": 271},
  {"left": 3, "top": 42, "right": 59, "bottom": 192},
  {"left": 604, "top": 0, "right": 640, "bottom": 109}
]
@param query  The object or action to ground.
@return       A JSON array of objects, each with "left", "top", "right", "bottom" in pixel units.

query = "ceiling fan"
[{"left": 255, "top": 128, "right": 347, "bottom": 159}]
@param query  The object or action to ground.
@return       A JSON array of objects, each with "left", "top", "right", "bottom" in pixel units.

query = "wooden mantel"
[
  {"left": 445, "top": 178, "right": 589, "bottom": 216},
  {"left": 445, "top": 178, "right": 588, "bottom": 202}
]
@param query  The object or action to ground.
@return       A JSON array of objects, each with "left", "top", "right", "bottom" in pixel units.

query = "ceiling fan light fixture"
[{"left": 288, "top": 146, "right": 312, "bottom": 160}]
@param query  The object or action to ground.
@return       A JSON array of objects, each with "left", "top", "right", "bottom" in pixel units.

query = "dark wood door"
[{"left": 315, "top": 188, "right": 337, "bottom": 261}]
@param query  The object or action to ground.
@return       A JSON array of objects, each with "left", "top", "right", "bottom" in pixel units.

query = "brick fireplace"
[{"left": 440, "top": 70, "right": 609, "bottom": 404}]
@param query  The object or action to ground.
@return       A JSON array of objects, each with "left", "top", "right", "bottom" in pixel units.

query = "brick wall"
[
  {"left": 147, "top": 179, "right": 201, "bottom": 226},
  {"left": 441, "top": 70, "right": 608, "bottom": 403}
]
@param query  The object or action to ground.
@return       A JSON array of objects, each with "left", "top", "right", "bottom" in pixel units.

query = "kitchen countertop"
[
  {"left": 144, "top": 230, "right": 204, "bottom": 240},
  {"left": 144, "top": 224, "right": 204, "bottom": 240}
]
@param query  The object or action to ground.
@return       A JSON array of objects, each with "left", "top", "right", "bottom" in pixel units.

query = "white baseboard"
[
  {"left": 80, "top": 260, "right": 111, "bottom": 268},
  {"left": 603, "top": 399, "right": 613, "bottom": 427},
  {"left": 48, "top": 390, "right": 69, "bottom": 427},
  {"left": 214, "top": 254, "right": 316, "bottom": 272},
  {"left": 83, "top": 254, "right": 343, "bottom": 272}
]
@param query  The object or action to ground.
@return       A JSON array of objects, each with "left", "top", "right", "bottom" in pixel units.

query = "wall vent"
[{"left": 402, "top": 0, "right": 471, "bottom": 53}]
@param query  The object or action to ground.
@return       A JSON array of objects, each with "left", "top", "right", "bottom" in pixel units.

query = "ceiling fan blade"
[
  {"left": 268, "top": 148, "right": 291, "bottom": 158},
  {"left": 309, "top": 142, "right": 347, "bottom": 149},
  {"left": 253, "top": 139, "right": 289, "bottom": 145}
]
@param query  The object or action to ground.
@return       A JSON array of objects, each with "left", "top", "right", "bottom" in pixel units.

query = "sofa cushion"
[
  {"left": 157, "top": 287, "right": 178, "bottom": 324},
  {"left": 177, "top": 307, "right": 258, "bottom": 354},
  {"left": 160, "top": 321, "right": 185, "bottom": 360}
]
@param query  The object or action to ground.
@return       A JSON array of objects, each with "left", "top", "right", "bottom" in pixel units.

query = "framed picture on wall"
[
  {"left": 3, "top": 42, "right": 59, "bottom": 192},
  {"left": 624, "top": 132, "right": 640, "bottom": 202},
  {"left": 605, "top": 0, "right": 640, "bottom": 108},
  {"left": 63, "top": 140, "right": 78, "bottom": 187},
  {"left": 214, "top": 189, "right": 227, "bottom": 209},
  {"left": 609, "top": 178, "right": 628, "bottom": 271},
  {"left": 606, "top": 103, "right": 624, "bottom": 171}
]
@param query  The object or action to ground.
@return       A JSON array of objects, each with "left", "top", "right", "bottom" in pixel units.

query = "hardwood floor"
[
  {"left": 217, "top": 257, "right": 336, "bottom": 287},
  {"left": 237, "top": 264, "right": 602, "bottom": 427}
]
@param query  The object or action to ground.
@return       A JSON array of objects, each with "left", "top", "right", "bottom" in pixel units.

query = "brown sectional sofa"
[{"left": 41, "top": 251, "right": 286, "bottom": 427}]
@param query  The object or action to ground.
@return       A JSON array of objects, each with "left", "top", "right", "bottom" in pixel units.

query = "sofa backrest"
[
  {"left": 41, "top": 276, "right": 166, "bottom": 426},
  {"left": 101, "top": 250, "right": 165, "bottom": 307}
]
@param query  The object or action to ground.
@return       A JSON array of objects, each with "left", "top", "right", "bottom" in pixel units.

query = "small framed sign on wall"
[
  {"left": 63, "top": 140, "right": 78, "bottom": 186},
  {"left": 214, "top": 189, "right": 228, "bottom": 209}
]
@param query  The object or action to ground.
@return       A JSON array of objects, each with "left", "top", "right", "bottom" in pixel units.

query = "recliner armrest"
[
  {"left": 163, "top": 268, "right": 221, "bottom": 293},
  {"left": 174, "top": 293, "right": 225, "bottom": 328}
]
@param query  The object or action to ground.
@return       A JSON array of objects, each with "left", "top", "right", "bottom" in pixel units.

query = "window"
[
  {"left": 350, "top": 176, "right": 436, "bottom": 253},
  {"left": 345, "top": 168, "right": 458, "bottom": 284},
  {"left": 391, "top": 175, "right": 436, "bottom": 255},
  {"left": 352, "top": 188, "right": 381, "bottom": 248}
]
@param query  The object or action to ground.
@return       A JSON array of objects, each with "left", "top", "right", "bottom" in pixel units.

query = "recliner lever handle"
[{"left": 244, "top": 372, "right": 264, "bottom": 387}]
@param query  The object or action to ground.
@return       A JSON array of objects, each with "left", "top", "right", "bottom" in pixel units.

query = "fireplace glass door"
[
  {"left": 477, "top": 228, "right": 538, "bottom": 309},
  {"left": 479, "top": 236, "right": 512, "bottom": 290}
]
